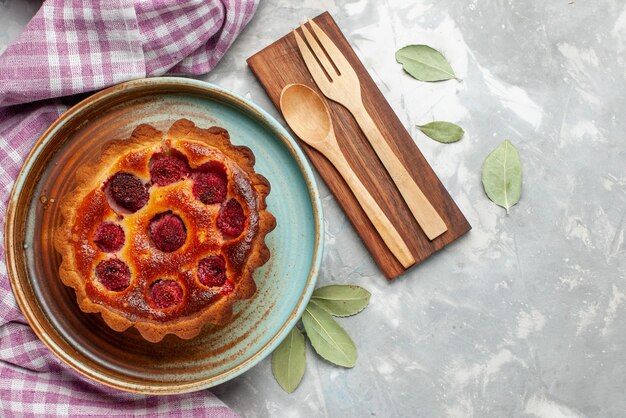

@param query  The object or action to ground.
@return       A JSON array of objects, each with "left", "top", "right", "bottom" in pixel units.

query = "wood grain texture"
[
  {"left": 280, "top": 83, "right": 415, "bottom": 268},
  {"left": 296, "top": 19, "right": 447, "bottom": 241},
  {"left": 247, "top": 12, "right": 471, "bottom": 280}
]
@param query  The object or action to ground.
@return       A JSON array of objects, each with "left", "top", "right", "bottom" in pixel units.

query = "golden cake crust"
[{"left": 55, "top": 119, "right": 275, "bottom": 342}]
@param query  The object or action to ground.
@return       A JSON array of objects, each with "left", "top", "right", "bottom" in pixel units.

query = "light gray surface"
[{"left": 2, "top": 1, "right": 625, "bottom": 417}]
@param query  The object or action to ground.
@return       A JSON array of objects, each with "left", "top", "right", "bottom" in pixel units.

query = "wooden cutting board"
[{"left": 247, "top": 12, "right": 470, "bottom": 280}]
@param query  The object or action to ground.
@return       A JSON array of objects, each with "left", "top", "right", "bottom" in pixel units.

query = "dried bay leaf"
[
  {"left": 395, "top": 44, "right": 457, "bottom": 82},
  {"left": 302, "top": 302, "right": 357, "bottom": 368},
  {"left": 418, "top": 121, "right": 464, "bottom": 143},
  {"left": 311, "top": 285, "right": 371, "bottom": 317},
  {"left": 481, "top": 140, "right": 522, "bottom": 213},
  {"left": 271, "top": 327, "right": 306, "bottom": 393}
]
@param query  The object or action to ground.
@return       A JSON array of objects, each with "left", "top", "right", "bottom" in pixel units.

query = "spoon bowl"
[{"left": 280, "top": 84, "right": 332, "bottom": 144}]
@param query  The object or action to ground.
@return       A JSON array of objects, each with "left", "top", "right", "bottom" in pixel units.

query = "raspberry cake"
[{"left": 55, "top": 119, "right": 275, "bottom": 342}]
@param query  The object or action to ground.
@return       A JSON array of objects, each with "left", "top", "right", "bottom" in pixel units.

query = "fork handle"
[
  {"left": 323, "top": 143, "right": 416, "bottom": 269},
  {"left": 350, "top": 103, "right": 447, "bottom": 240}
]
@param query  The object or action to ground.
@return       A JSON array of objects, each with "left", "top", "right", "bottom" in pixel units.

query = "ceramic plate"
[{"left": 5, "top": 77, "right": 323, "bottom": 394}]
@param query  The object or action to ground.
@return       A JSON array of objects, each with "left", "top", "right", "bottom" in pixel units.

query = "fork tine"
[
  {"left": 293, "top": 29, "right": 332, "bottom": 90},
  {"left": 299, "top": 23, "right": 338, "bottom": 78},
  {"left": 307, "top": 19, "right": 352, "bottom": 74}
]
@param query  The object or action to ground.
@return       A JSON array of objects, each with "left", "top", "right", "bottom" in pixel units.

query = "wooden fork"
[{"left": 294, "top": 20, "right": 448, "bottom": 241}]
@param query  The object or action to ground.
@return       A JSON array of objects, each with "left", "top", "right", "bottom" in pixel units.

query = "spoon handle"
[{"left": 324, "top": 143, "right": 416, "bottom": 269}]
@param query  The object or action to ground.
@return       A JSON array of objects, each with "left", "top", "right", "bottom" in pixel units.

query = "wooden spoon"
[{"left": 280, "top": 83, "right": 415, "bottom": 269}]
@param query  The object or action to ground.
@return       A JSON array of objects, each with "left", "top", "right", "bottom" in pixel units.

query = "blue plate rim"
[{"left": 6, "top": 76, "right": 324, "bottom": 393}]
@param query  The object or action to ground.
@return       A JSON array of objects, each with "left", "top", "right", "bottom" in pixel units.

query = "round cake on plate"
[{"left": 55, "top": 119, "right": 275, "bottom": 342}]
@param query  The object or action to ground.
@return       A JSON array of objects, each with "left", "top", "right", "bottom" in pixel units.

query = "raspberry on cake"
[
  {"left": 148, "top": 212, "right": 187, "bottom": 252},
  {"left": 106, "top": 172, "right": 149, "bottom": 213},
  {"left": 55, "top": 119, "right": 276, "bottom": 343},
  {"left": 93, "top": 222, "right": 125, "bottom": 252},
  {"left": 198, "top": 255, "right": 228, "bottom": 287},
  {"left": 149, "top": 153, "right": 190, "bottom": 186}
]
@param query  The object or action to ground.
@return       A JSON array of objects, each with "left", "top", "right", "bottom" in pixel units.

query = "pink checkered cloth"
[{"left": 0, "top": 1, "right": 259, "bottom": 416}]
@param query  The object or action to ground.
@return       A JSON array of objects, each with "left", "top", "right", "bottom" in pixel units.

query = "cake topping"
[
  {"left": 149, "top": 280, "right": 184, "bottom": 309},
  {"left": 150, "top": 154, "right": 190, "bottom": 186},
  {"left": 149, "top": 212, "right": 186, "bottom": 252},
  {"left": 196, "top": 160, "right": 228, "bottom": 176},
  {"left": 221, "top": 280, "right": 235, "bottom": 295},
  {"left": 217, "top": 199, "right": 246, "bottom": 237},
  {"left": 107, "top": 172, "right": 149, "bottom": 213},
  {"left": 58, "top": 120, "right": 275, "bottom": 342},
  {"left": 94, "top": 222, "right": 125, "bottom": 252},
  {"left": 192, "top": 161, "right": 228, "bottom": 205},
  {"left": 198, "top": 255, "right": 227, "bottom": 287},
  {"left": 95, "top": 258, "right": 131, "bottom": 291}
]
